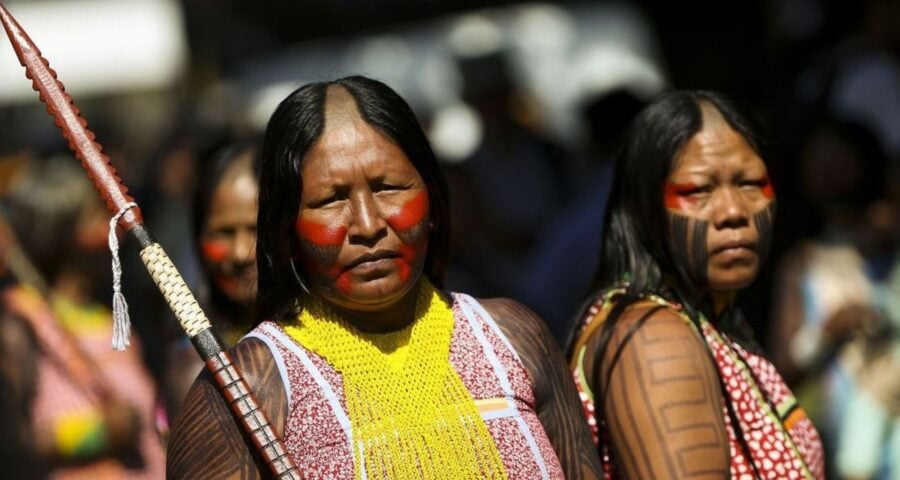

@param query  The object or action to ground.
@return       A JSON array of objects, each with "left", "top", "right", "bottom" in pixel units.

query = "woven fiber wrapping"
[{"left": 139, "top": 243, "right": 211, "bottom": 336}]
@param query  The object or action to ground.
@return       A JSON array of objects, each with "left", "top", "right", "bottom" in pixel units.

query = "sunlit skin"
[
  {"left": 200, "top": 155, "right": 259, "bottom": 305},
  {"left": 295, "top": 86, "right": 430, "bottom": 332},
  {"left": 665, "top": 103, "right": 775, "bottom": 312}
]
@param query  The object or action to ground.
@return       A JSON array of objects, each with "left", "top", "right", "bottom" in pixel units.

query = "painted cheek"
[
  {"left": 395, "top": 244, "right": 416, "bottom": 282},
  {"left": 295, "top": 217, "right": 348, "bottom": 291},
  {"left": 326, "top": 264, "right": 353, "bottom": 294},
  {"left": 667, "top": 212, "right": 710, "bottom": 287},
  {"left": 389, "top": 192, "right": 430, "bottom": 283},
  {"left": 387, "top": 191, "right": 429, "bottom": 232},
  {"left": 202, "top": 241, "right": 229, "bottom": 263},
  {"left": 760, "top": 174, "right": 776, "bottom": 200},
  {"left": 295, "top": 217, "right": 348, "bottom": 246},
  {"left": 664, "top": 182, "right": 700, "bottom": 210}
]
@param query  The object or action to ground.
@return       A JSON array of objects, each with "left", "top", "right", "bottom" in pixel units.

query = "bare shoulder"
[
  {"left": 167, "top": 336, "right": 287, "bottom": 480},
  {"left": 472, "top": 297, "right": 606, "bottom": 479},
  {"left": 472, "top": 297, "right": 564, "bottom": 406},
  {"left": 596, "top": 303, "right": 730, "bottom": 479},
  {"left": 596, "top": 303, "right": 705, "bottom": 366},
  {"left": 476, "top": 297, "right": 553, "bottom": 343}
]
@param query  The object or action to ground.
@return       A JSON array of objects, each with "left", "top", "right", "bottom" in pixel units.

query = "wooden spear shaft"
[{"left": 0, "top": 4, "right": 300, "bottom": 478}]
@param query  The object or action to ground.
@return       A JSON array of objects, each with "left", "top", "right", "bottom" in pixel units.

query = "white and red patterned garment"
[
  {"left": 4, "top": 285, "right": 166, "bottom": 480},
  {"left": 570, "top": 291, "right": 825, "bottom": 479},
  {"left": 244, "top": 293, "right": 564, "bottom": 480}
]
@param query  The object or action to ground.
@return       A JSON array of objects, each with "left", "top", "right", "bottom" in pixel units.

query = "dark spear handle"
[{"left": 0, "top": 4, "right": 301, "bottom": 478}]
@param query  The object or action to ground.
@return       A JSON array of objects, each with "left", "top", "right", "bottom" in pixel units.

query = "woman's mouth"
[
  {"left": 346, "top": 250, "right": 399, "bottom": 271},
  {"left": 711, "top": 240, "right": 758, "bottom": 262}
]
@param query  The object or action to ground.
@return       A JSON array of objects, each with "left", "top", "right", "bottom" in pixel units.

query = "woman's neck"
[
  {"left": 710, "top": 291, "right": 736, "bottom": 317},
  {"left": 330, "top": 285, "right": 421, "bottom": 334},
  {"left": 670, "top": 281, "right": 734, "bottom": 320}
]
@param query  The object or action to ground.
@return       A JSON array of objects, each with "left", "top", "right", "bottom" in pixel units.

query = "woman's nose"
[
  {"left": 712, "top": 187, "right": 750, "bottom": 229},
  {"left": 348, "top": 192, "right": 387, "bottom": 243},
  {"left": 232, "top": 228, "right": 256, "bottom": 263}
]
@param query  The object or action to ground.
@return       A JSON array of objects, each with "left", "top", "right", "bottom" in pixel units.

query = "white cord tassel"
[{"left": 109, "top": 202, "right": 138, "bottom": 351}]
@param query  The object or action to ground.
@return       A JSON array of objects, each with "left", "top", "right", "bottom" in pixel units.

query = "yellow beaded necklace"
[{"left": 283, "top": 281, "right": 507, "bottom": 480}]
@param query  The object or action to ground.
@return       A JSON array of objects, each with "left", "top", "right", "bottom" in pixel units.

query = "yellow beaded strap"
[{"left": 283, "top": 281, "right": 507, "bottom": 480}]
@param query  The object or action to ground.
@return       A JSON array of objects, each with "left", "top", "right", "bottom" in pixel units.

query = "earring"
[{"left": 289, "top": 259, "right": 311, "bottom": 295}]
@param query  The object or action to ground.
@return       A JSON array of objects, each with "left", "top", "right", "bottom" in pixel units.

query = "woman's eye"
[
  {"left": 677, "top": 186, "right": 710, "bottom": 196},
  {"left": 740, "top": 179, "right": 768, "bottom": 189},
  {"left": 309, "top": 195, "right": 339, "bottom": 208},
  {"left": 373, "top": 180, "right": 406, "bottom": 193}
]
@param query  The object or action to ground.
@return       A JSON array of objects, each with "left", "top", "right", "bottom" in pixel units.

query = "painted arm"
[
  {"left": 167, "top": 338, "right": 288, "bottom": 480},
  {"left": 482, "top": 298, "right": 604, "bottom": 480},
  {"left": 585, "top": 306, "right": 729, "bottom": 479}
]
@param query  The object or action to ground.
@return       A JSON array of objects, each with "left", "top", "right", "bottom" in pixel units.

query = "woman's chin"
[
  {"left": 321, "top": 273, "right": 420, "bottom": 313},
  {"left": 707, "top": 273, "right": 757, "bottom": 293}
]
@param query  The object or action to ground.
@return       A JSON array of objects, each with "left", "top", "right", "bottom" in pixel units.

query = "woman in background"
[{"left": 165, "top": 139, "right": 260, "bottom": 417}]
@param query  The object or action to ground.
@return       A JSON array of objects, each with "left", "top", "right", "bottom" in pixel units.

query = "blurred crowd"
[{"left": 0, "top": 0, "right": 897, "bottom": 478}]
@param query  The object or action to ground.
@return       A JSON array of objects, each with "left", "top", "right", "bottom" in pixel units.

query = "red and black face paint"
[
  {"left": 664, "top": 181, "right": 709, "bottom": 287},
  {"left": 294, "top": 190, "right": 430, "bottom": 294},
  {"left": 753, "top": 201, "right": 775, "bottom": 265},
  {"left": 386, "top": 191, "right": 429, "bottom": 283},
  {"left": 752, "top": 175, "right": 776, "bottom": 264},
  {"left": 667, "top": 212, "right": 710, "bottom": 289},
  {"left": 295, "top": 218, "right": 349, "bottom": 291}
]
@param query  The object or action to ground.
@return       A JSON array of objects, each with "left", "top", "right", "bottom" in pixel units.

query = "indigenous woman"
[
  {"left": 568, "top": 91, "right": 825, "bottom": 479},
  {"left": 168, "top": 76, "right": 601, "bottom": 479},
  {"left": 165, "top": 139, "right": 260, "bottom": 417}
]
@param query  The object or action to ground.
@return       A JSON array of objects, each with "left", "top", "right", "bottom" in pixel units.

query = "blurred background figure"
[
  {"left": 164, "top": 138, "right": 260, "bottom": 418},
  {"left": 770, "top": 117, "right": 900, "bottom": 479},
  {"left": 0, "top": 153, "right": 165, "bottom": 478},
  {"left": 438, "top": 15, "right": 573, "bottom": 311}
]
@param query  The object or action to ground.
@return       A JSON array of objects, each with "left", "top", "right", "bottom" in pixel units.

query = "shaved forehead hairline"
[
  {"left": 698, "top": 100, "right": 728, "bottom": 129},
  {"left": 670, "top": 100, "right": 756, "bottom": 169},
  {"left": 323, "top": 85, "right": 364, "bottom": 129}
]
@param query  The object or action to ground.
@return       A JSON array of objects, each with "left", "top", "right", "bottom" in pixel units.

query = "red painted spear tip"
[
  {"left": 0, "top": 1, "right": 144, "bottom": 230},
  {"left": 0, "top": 3, "right": 25, "bottom": 40}
]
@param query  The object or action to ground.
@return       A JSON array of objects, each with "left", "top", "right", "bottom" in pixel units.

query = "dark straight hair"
[
  {"left": 567, "top": 90, "right": 767, "bottom": 352},
  {"left": 256, "top": 75, "right": 451, "bottom": 323}
]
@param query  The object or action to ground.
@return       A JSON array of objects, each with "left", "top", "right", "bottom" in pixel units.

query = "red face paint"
[
  {"left": 202, "top": 241, "right": 229, "bottom": 263},
  {"left": 760, "top": 174, "right": 776, "bottom": 200},
  {"left": 387, "top": 191, "right": 429, "bottom": 232},
  {"left": 296, "top": 191, "right": 428, "bottom": 295},
  {"left": 326, "top": 264, "right": 353, "bottom": 294},
  {"left": 295, "top": 218, "right": 348, "bottom": 246},
  {"left": 664, "top": 182, "right": 702, "bottom": 210},
  {"left": 296, "top": 217, "right": 349, "bottom": 291},
  {"left": 388, "top": 192, "right": 429, "bottom": 283},
  {"left": 396, "top": 244, "right": 418, "bottom": 283}
]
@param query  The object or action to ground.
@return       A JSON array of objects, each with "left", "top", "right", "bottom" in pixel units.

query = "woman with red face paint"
[
  {"left": 167, "top": 76, "right": 602, "bottom": 480},
  {"left": 567, "top": 91, "right": 825, "bottom": 479},
  {"left": 164, "top": 139, "right": 261, "bottom": 418}
]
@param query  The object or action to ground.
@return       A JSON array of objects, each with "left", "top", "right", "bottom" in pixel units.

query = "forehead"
[
  {"left": 671, "top": 103, "right": 765, "bottom": 177},
  {"left": 211, "top": 156, "right": 257, "bottom": 207},
  {"left": 301, "top": 86, "right": 419, "bottom": 182}
]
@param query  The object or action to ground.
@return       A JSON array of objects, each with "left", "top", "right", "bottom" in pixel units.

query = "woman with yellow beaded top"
[
  {"left": 167, "top": 76, "right": 601, "bottom": 479},
  {"left": 568, "top": 90, "right": 825, "bottom": 479}
]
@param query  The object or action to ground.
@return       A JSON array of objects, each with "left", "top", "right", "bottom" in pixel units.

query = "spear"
[{"left": 0, "top": 4, "right": 300, "bottom": 478}]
